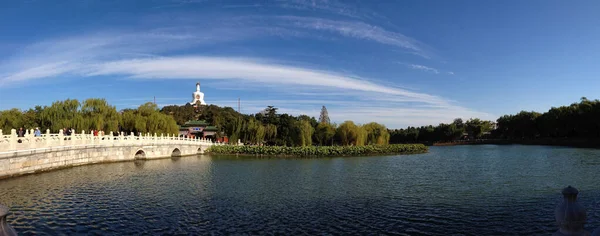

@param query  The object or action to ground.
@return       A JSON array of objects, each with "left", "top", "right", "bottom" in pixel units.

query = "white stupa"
[{"left": 191, "top": 82, "right": 207, "bottom": 106}]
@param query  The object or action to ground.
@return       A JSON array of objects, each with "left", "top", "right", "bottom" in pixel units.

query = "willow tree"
[
  {"left": 119, "top": 103, "right": 179, "bottom": 135},
  {"left": 0, "top": 109, "right": 24, "bottom": 131},
  {"left": 245, "top": 118, "right": 266, "bottom": 145},
  {"left": 228, "top": 116, "right": 245, "bottom": 144},
  {"left": 363, "top": 122, "right": 390, "bottom": 145},
  {"left": 337, "top": 121, "right": 359, "bottom": 146},
  {"left": 265, "top": 123, "right": 278, "bottom": 144},
  {"left": 81, "top": 98, "right": 120, "bottom": 132},
  {"left": 315, "top": 122, "right": 336, "bottom": 146},
  {"left": 297, "top": 119, "right": 314, "bottom": 146},
  {"left": 40, "top": 99, "right": 85, "bottom": 132}
]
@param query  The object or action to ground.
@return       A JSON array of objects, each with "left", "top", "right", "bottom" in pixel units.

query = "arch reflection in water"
[
  {"left": 134, "top": 150, "right": 146, "bottom": 160},
  {"left": 171, "top": 148, "right": 182, "bottom": 157}
]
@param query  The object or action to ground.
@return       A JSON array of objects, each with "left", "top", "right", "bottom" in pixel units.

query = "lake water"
[{"left": 2, "top": 145, "right": 600, "bottom": 235}]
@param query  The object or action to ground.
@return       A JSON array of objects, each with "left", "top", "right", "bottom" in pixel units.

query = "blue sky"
[{"left": 1, "top": 0, "right": 600, "bottom": 128}]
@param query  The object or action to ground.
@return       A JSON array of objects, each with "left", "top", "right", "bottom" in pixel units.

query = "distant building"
[
  {"left": 190, "top": 82, "right": 207, "bottom": 107},
  {"left": 178, "top": 120, "right": 228, "bottom": 143}
]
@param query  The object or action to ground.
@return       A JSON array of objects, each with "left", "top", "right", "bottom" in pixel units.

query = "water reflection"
[{"left": 0, "top": 145, "right": 599, "bottom": 235}]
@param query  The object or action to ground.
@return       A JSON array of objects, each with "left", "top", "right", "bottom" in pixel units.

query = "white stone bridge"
[{"left": 0, "top": 129, "right": 222, "bottom": 179}]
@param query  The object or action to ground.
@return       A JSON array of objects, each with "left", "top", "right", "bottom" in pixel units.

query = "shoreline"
[
  {"left": 431, "top": 139, "right": 600, "bottom": 149},
  {"left": 208, "top": 151, "right": 427, "bottom": 159},
  {"left": 207, "top": 144, "right": 429, "bottom": 157}
]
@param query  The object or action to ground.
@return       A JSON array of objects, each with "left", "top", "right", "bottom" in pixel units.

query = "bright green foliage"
[
  {"left": 362, "top": 122, "right": 390, "bottom": 145},
  {"left": 81, "top": 98, "right": 120, "bottom": 132},
  {"left": 0, "top": 109, "right": 25, "bottom": 132},
  {"left": 297, "top": 119, "right": 314, "bottom": 146},
  {"left": 315, "top": 122, "right": 336, "bottom": 145},
  {"left": 265, "top": 124, "right": 277, "bottom": 143},
  {"left": 208, "top": 144, "right": 428, "bottom": 157},
  {"left": 336, "top": 121, "right": 359, "bottom": 145},
  {"left": 245, "top": 118, "right": 266, "bottom": 144},
  {"left": 120, "top": 102, "right": 179, "bottom": 135},
  {"left": 0, "top": 99, "right": 179, "bottom": 135}
]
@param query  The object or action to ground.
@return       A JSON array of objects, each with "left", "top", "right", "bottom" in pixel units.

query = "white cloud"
[
  {"left": 408, "top": 64, "right": 439, "bottom": 74},
  {"left": 208, "top": 98, "right": 495, "bottom": 128},
  {"left": 277, "top": 16, "right": 431, "bottom": 58},
  {"left": 82, "top": 56, "right": 446, "bottom": 105},
  {"left": 0, "top": 22, "right": 483, "bottom": 127}
]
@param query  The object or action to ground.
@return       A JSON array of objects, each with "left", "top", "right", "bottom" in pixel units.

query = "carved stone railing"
[
  {"left": 0, "top": 204, "right": 17, "bottom": 236},
  {"left": 554, "top": 186, "right": 600, "bottom": 236},
  {"left": 0, "top": 129, "right": 227, "bottom": 152}
]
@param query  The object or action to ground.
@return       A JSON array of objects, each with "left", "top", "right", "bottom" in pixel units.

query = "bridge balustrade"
[{"left": 0, "top": 128, "right": 221, "bottom": 152}]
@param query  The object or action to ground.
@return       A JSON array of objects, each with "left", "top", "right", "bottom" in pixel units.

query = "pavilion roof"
[{"left": 181, "top": 120, "right": 210, "bottom": 127}]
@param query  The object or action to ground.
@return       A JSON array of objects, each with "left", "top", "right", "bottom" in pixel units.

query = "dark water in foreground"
[{"left": 2, "top": 145, "right": 600, "bottom": 235}]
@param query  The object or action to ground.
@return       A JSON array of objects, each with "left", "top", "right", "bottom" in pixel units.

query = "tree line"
[
  {"left": 3, "top": 97, "right": 596, "bottom": 145},
  {"left": 388, "top": 118, "right": 495, "bottom": 143},
  {"left": 0, "top": 98, "right": 179, "bottom": 135},
  {"left": 494, "top": 97, "right": 600, "bottom": 140},
  {"left": 161, "top": 104, "right": 391, "bottom": 146}
]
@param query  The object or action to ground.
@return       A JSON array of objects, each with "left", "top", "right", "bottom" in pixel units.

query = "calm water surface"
[{"left": 2, "top": 145, "right": 600, "bottom": 235}]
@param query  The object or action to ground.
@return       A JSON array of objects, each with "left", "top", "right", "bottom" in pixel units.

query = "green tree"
[
  {"left": 315, "top": 122, "right": 336, "bottom": 146},
  {"left": 297, "top": 119, "right": 314, "bottom": 146},
  {"left": 337, "top": 121, "right": 359, "bottom": 146}
]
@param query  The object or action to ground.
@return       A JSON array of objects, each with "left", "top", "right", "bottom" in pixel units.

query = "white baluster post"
[
  {"left": 9, "top": 129, "right": 16, "bottom": 151},
  {"left": 28, "top": 129, "right": 35, "bottom": 149},
  {"left": 58, "top": 129, "right": 64, "bottom": 146},
  {"left": 45, "top": 129, "right": 51, "bottom": 147}
]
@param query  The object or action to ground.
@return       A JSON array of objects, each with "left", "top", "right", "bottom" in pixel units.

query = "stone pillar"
[
  {"left": 9, "top": 129, "right": 16, "bottom": 151},
  {"left": 108, "top": 131, "right": 113, "bottom": 145},
  {"left": 554, "top": 186, "right": 590, "bottom": 236},
  {"left": 0, "top": 204, "right": 17, "bottom": 236},
  {"left": 28, "top": 129, "right": 35, "bottom": 149},
  {"left": 0, "top": 129, "right": 2, "bottom": 136},
  {"left": 90, "top": 130, "right": 95, "bottom": 145},
  {"left": 45, "top": 129, "right": 51, "bottom": 147},
  {"left": 58, "top": 129, "right": 64, "bottom": 146}
]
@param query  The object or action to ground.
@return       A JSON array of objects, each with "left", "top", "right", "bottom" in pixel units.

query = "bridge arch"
[
  {"left": 134, "top": 149, "right": 146, "bottom": 160},
  {"left": 171, "top": 148, "right": 182, "bottom": 157}
]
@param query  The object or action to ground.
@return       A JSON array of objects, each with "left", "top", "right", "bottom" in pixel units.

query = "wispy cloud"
[
  {"left": 408, "top": 64, "right": 439, "bottom": 74},
  {"left": 276, "top": 0, "right": 372, "bottom": 19},
  {"left": 208, "top": 98, "right": 495, "bottom": 128},
  {"left": 0, "top": 10, "right": 480, "bottom": 127},
  {"left": 276, "top": 16, "right": 432, "bottom": 58}
]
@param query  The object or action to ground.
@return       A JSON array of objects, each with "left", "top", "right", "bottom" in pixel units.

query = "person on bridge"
[
  {"left": 34, "top": 128, "right": 41, "bottom": 137},
  {"left": 17, "top": 128, "right": 26, "bottom": 137}
]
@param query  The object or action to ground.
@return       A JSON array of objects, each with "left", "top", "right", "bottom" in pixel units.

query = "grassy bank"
[{"left": 207, "top": 144, "right": 428, "bottom": 157}]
